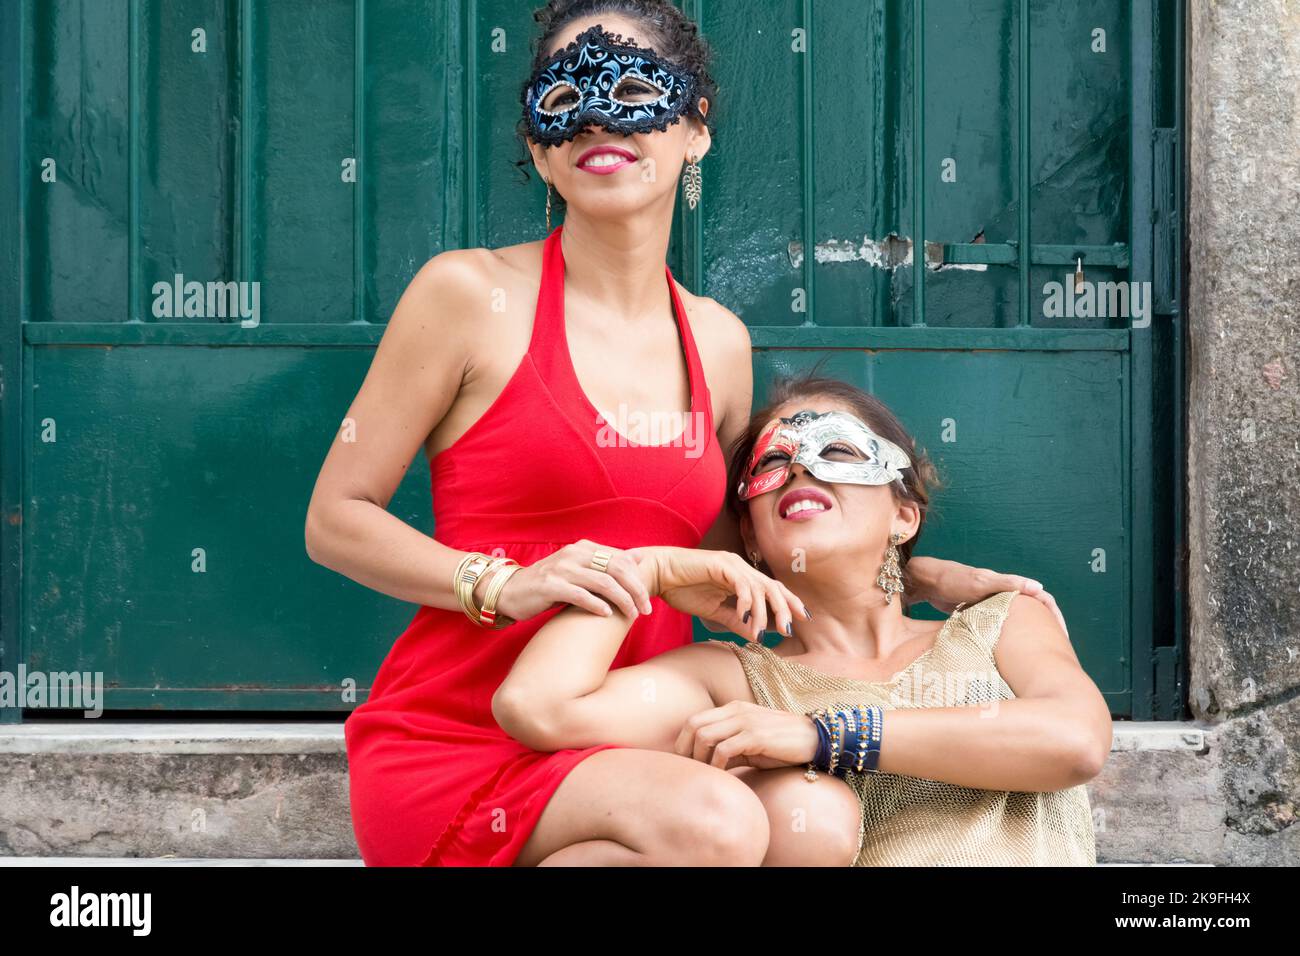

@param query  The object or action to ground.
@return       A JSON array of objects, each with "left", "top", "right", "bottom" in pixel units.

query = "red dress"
[{"left": 344, "top": 225, "right": 727, "bottom": 866}]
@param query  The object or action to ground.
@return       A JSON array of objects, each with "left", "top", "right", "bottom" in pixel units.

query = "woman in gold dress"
[{"left": 492, "top": 372, "right": 1112, "bottom": 865}]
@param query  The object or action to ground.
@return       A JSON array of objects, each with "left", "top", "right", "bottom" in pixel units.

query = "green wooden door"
[{"left": 0, "top": 0, "right": 1185, "bottom": 720}]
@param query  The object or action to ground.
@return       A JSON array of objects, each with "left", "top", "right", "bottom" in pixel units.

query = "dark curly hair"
[{"left": 514, "top": 0, "right": 719, "bottom": 185}]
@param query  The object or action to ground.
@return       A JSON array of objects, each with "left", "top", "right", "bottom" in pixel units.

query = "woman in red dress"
[{"left": 305, "top": 0, "right": 1065, "bottom": 866}]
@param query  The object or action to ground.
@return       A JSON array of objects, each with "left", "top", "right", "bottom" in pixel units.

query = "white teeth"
[
  {"left": 582, "top": 152, "right": 630, "bottom": 167},
  {"left": 783, "top": 498, "right": 828, "bottom": 517}
]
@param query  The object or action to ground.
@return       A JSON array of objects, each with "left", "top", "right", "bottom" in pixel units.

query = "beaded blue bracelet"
[
  {"left": 808, "top": 705, "right": 885, "bottom": 777},
  {"left": 861, "top": 705, "right": 883, "bottom": 773}
]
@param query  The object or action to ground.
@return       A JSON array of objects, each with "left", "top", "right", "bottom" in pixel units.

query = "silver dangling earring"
[
  {"left": 544, "top": 179, "right": 553, "bottom": 231},
  {"left": 682, "top": 156, "right": 702, "bottom": 211},
  {"left": 876, "top": 532, "right": 906, "bottom": 604}
]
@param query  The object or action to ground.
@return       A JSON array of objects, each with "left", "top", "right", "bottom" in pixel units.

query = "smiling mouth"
[
  {"left": 779, "top": 492, "right": 833, "bottom": 520},
  {"left": 577, "top": 147, "right": 637, "bottom": 173}
]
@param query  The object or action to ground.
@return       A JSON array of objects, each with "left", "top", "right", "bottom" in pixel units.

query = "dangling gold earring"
[
  {"left": 876, "top": 532, "right": 906, "bottom": 604},
  {"left": 544, "top": 179, "right": 553, "bottom": 231},
  {"left": 749, "top": 550, "right": 761, "bottom": 569},
  {"left": 682, "top": 156, "right": 702, "bottom": 210}
]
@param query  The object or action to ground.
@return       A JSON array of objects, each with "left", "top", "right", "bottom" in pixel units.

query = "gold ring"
[{"left": 590, "top": 549, "right": 613, "bottom": 573}]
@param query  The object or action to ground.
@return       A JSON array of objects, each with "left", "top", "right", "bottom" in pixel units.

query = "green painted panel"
[
  {"left": 255, "top": 0, "right": 355, "bottom": 323},
  {"left": 139, "top": 0, "right": 238, "bottom": 320},
  {"left": 696, "top": 0, "right": 806, "bottom": 325},
  {"left": 26, "top": 345, "right": 430, "bottom": 708},
  {"left": 750, "top": 347, "right": 1129, "bottom": 704},
  {"left": 6, "top": 0, "right": 1183, "bottom": 718},
  {"left": 364, "top": 0, "right": 455, "bottom": 320},
  {"left": 470, "top": 0, "right": 554, "bottom": 249},
  {"left": 26, "top": 0, "right": 131, "bottom": 322}
]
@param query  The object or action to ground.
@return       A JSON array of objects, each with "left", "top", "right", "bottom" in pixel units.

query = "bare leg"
[
  {"left": 513, "top": 748, "right": 771, "bottom": 867},
  {"left": 730, "top": 766, "right": 861, "bottom": 866}
]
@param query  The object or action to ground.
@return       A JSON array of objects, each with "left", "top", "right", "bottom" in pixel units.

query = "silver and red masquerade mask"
[
  {"left": 524, "top": 24, "right": 699, "bottom": 147},
  {"left": 736, "top": 409, "right": 912, "bottom": 501}
]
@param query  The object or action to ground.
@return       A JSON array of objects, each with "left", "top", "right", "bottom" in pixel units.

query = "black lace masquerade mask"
[{"left": 524, "top": 24, "right": 700, "bottom": 147}]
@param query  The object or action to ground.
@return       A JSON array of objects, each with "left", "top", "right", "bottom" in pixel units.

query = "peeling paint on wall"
[{"left": 787, "top": 235, "right": 989, "bottom": 272}]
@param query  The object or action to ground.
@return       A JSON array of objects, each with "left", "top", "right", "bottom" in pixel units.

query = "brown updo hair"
[
  {"left": 514, "top": 0, "right": 720, "bottom": 188},
  {"left": 725, "top": 372, "right": 942, "bottom": 591}
]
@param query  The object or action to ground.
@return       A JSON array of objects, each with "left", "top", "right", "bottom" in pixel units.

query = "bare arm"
[
  {"left": 303, "top": 250, "right": 483, "bottom": 610},
  {"left": 491, "top": 556, "right": 719, "bottom": 752},
  {"left": 866, "top": 595, "right": 1111, "bottom": 789},
  {"left": 680, "top": 594, "right": 1112, "bottom": 791},
  {"left": 304, "top": 249, "right": 654, "bottom": 622},
  {"left": 493, "top": 547, "right": 806, "bottom": 752}
]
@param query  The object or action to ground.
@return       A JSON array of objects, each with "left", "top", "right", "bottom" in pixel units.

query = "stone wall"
[{"left": 1185, "top": 0, "right": 1300, "bottom": 864}]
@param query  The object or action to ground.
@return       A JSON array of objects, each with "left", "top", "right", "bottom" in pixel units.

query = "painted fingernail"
[
  {"left": 784, "top": 620, "right": 793, "bottom": 636},
  {"left": 804, "top": 607, "right": 813, "bottom": 620},
  {"left": 742, "top": 610, "right": 751, "bottom": 624}
]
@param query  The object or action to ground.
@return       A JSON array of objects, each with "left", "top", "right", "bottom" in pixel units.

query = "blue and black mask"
[{"left": 524, "top": 24, "right": 700, "bottom": 147}]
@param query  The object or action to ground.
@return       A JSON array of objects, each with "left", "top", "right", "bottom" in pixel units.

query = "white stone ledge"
[
  {"left": 0, "top": 856, "right": 1207, "bottom": 867},
  {"left": 0, "top": 722, "right": 346, "bottom": 755},
  {"left": 1108, "top": 721, "right": 1211, "bottom": 753},
  {"left": 0, "top": 719, "right": 1211, "bottom": 755},
  {"left": 0, "top": 857, "right": 363, "bottom": 867}
]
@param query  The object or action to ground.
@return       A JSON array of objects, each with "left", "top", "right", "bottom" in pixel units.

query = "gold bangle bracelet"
[
  {"left": 461, "top": 556, "right": 500, "bottom": 623},
  {"left": 478, "top": 561, "right": 522, "bottom": 628},
  {"left": 453, "top": 552, "right": 494, "bottom": 623},
  {"left": 451, "top": 553, "right": 478, "bottom": 618},
  {"left": 454, "top": 554, "right": 520, "bottom": 627}
]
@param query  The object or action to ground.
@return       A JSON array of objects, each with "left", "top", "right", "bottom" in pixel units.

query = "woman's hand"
[
  {"left": 492, "top": 539, "right": 655, "bottom": 623},
  {"left": 676, "top": 700, "right": 819, "bottom": 770},
  {"left": 906, "top": 556, "right": 1069, "bottom": 638},
  {"left": 629, "top": 546, "right": 810, "bottom": 643}
]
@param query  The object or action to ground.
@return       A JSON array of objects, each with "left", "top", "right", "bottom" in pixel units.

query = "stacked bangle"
[
  {"left": 805, "top": 705, "right": 884, "bottom": 781},
  {"left": 478, "top": 561, "right": 522, "bottom": 628},
  {"left": 453, "top": 552, "right": 520, "bottom": 629}
]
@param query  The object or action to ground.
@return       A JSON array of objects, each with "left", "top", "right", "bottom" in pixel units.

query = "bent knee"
[
  {"left": 751, "top": 768, "right": 861, "bottom": 866},
  {"left": 651, "top": 769, "right": 770, "bottom": 866}
]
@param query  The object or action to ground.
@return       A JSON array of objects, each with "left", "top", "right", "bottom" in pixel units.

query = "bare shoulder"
[
  {"left": 380, "top": 240, "right": 545, "bottom": 366},
  {"left": 673, "top": 289, "right": 753, "bottom": 433},
  {"left": 1001, "top": 592, "right": 1067, "bottom": 637},
  {"left": 675, "top": 287, "right": 752, "bottom": 355},
  {"left": 650, "top": 638, "right": 756, "bottom": 705},
  {"left": 401, "top": 241, "right": 543, "bottom": 314},
  {"left": 993, "top": 592, "right": 1080, "bottom": 670}
]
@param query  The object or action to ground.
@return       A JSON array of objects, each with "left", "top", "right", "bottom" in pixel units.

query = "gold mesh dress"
[{"left": 711, "top": 590, "right": 1096, "bottom": 866}]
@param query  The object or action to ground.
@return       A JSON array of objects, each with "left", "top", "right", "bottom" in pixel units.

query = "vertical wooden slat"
[
  {"left": 0, "top": 0, "right": 24, "bottom": 723},
  {"left": 463, "top": 0, "right": 479, "bottom": 248},
  {"left": 1129, "top": 0, "right": 1156, "bottom": 718},
  {"left": 353, "top": 0, "right": 367, "bottom": 324},
  {"left": 1017, "top": 0, "right": 1030, "bottom": 326},
  {"left": 239, "top": 0, "right": 255, "bottom": 294},
  {"left": 680, "top": 0, "right": 705, "bottom": 297},
  {"left": 909, "top": 0, "right": 924, "bottom": 326},
  {"left": 127, "top": 0, "right": 142, "bottom": 322},
  {"left": 799, "top": 0, "right": 816, "bottom": 327},
  {"left": 1170, "top": 0, "right": 1187, "bottom": 717}
]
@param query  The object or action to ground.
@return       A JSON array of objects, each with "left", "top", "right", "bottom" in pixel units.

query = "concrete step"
[
  {"left": 0, "top": 720, "right": 1225, "bottom": 863},
  {"left": 0, "top": 856, "right": 363, "bottom": 866},
  {"left": 0, "top": 856, "right": 1206, "bottom": 867}
]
